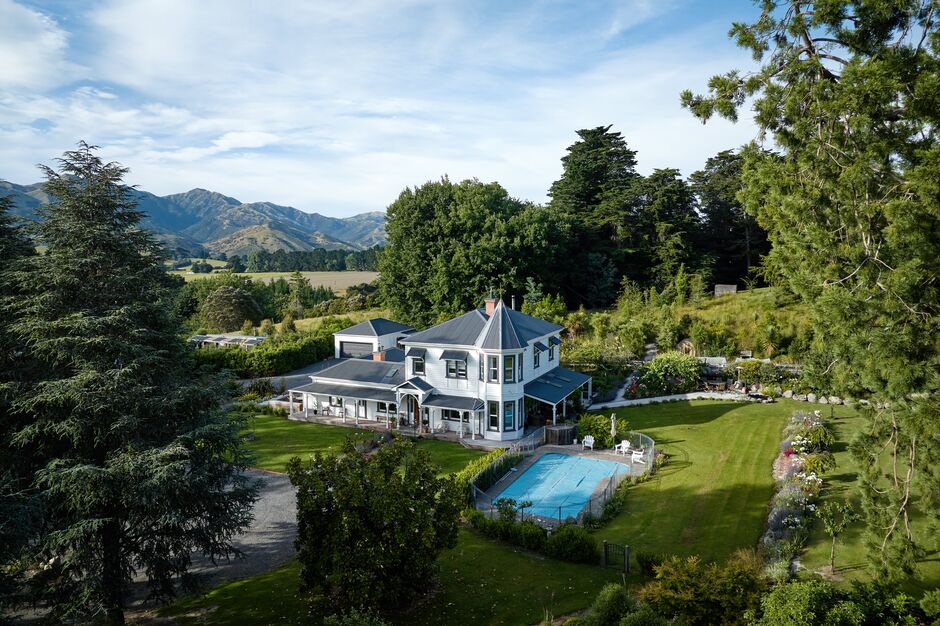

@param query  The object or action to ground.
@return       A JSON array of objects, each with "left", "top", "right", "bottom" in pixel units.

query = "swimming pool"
[{"left": 494, "top": 453, "right": 628, "bottom": 520}]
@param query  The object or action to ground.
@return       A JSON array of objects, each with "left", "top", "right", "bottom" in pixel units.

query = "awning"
[
  {"left": 440, "top": 349, "right": 469, "bottom": 362},
  {"left": 422, "top": 394, "right": 484, "bottom": 411},
  {"left": 406, "top": 347, "right": 426, "bottom": 359},
  {"left": 290, "top": 381, "right": 397, "bottom": 403},
  {"left": 524, "top": 366, "right": 591, "bottom": 405},
  {"left": 549, "top": 336, "right": 561, "bottom": 346},
  {"left": 532, "top": 341, "right": 547, "bottom": 352},
  {"left": 396, "top": 377, "right": 434, "bottom": 393}
]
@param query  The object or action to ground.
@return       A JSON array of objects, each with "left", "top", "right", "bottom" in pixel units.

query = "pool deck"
[{"left": 479, "top": 445, "right": 644, "bottom": 526}]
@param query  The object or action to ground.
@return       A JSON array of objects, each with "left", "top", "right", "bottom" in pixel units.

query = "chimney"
[
  {"left": 484, "top": 289, "right": 498, "bottom": 317},
  {"left": 372, "top": 350, "right": 386, "bottom": 362}
]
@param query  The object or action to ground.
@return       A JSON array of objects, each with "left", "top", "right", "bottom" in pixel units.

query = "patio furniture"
[
  {"left": 582, "top": 435, "right": 595, "bottom": 451},
  {"left": 630, "top": 449, "right": 646, "bottom": 464},
  {"left": 614, "top": 440, "right": 631, "bottom": 456}
]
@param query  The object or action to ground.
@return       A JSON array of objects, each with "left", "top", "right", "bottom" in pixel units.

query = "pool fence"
[{"left": 471, "top": 430, "right": 656, "bottom": 527}]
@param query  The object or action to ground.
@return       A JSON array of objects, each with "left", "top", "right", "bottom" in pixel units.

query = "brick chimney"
[
  {"left": 484, "top": 289, "right": 499, "bottom": 317},
  {"left": 372, "top": 350, "right": 386, "bottom": 362}
]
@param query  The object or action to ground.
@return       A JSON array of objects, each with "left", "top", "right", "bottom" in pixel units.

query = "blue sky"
[{"left": 0, "top": 0, "right": 761, "bottom": 217}]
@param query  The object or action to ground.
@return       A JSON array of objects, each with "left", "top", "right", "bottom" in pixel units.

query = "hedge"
[{"left": 194, "top": 332, "right": 333, "bottom": 378}]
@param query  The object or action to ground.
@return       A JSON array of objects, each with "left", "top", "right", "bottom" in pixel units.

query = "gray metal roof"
[
  {"left": 440, "top": 349, "right": 469, "bottom": 361},
  {"left": 478, "top": 301, "right": 523, "bottom": 350},
  {"left": 336, "top": 318, "right": 414, "bottom": 337},
  {"left": 354, "top": 347, "right": 405, "bottom": 363},
  {"left": 397, "top": 377, "right": 434, "bottom": 392},
  {"left": 401, "top": 309, "right": 488, "bottom": 346},
  {"left": 422, "top": 394, "right": 485, "bottom": 411},
  {"left": 291, "top": 381, "right": 397, "bottom": 403},
  {"left": 524, "top": 366, "right": 591, "bottom": 405},
  {"left": 312, "top": 359, "right": 404, "bottom": 386}
]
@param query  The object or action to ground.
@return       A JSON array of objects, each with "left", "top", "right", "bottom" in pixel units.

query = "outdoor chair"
[
  {"left": 615, "top": 441, "right": 631, "bottom": 456},
  {"left": 582, "top": 435, "right": 595, "bottom": 451},
  {"left": 630, "top": 449, "right": 645, "bottom": 464}
]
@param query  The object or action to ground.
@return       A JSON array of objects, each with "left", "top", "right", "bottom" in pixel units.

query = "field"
[
  {"left": 169, "top": 269, "right": 379, "bottom": 293},
  {"left": 163, "top": 400, "right": 799, "bottom": 624}
]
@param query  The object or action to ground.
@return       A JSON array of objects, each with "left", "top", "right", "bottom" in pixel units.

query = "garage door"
[{"left": 340, "top": 341, "right": 373, "bottom": 358}]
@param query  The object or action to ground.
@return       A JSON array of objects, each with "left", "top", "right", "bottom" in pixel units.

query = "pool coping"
[{"left": 479, "top": 445, "right": 639, "bottom": 526}]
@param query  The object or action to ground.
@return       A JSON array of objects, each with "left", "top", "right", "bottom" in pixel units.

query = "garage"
[{"left": 339, "top": 341, "right": 374, "bottom": 358}]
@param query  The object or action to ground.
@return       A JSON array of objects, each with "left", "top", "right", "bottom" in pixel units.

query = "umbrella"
[{"left": 610, "top": 413, "right": 617, "bottom": 444}]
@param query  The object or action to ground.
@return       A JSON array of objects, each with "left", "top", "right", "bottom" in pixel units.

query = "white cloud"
[
  {"left": 0, "top": 0, "right": 79, "bottom": 88},
  {"left": 0, "top": 0, "right": 761, "bottom": 216}
]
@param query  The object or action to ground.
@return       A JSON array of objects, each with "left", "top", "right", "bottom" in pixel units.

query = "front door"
[
  {"left": 357, "top": 399, "right": 366, "bottom": 418},
  {"left": 406, "top": 395, "right": 419, "bottom": 425}
]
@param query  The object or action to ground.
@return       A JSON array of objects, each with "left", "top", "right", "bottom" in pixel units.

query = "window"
[
  {"left": 412, "top": 357, "right": 425, "bottom": 375},
  {"left": 479, "top": 357, "right": 485, "bottom": 381},
  {"left": 377, "top": 401, "right": 397, "bottom": 414},
  {"left": 518, "top": 356, "right": 523, "bottom": 382},
  {"left": 548, "top": 344, "right": 555, "bottom": 361},
  {"left": 442, "top": 408, "right": 468, "bottom": 422},
  {"left": 446, "top": 359, "right": 467, "bottom": 379},
  {"left": 488, "top": 356, "right": 499, "bottom": 382},
  {"left": 503, "top": 401, "right": 514, "bottom": 430},
  {"left": 504, "top": 355, "right": 515, "bottom": 383},
  {"left": 488, "top": 401, "right": 500, "bottom": 430},
  {"left": 329, "top": 396, "right": 343, "bottom": 407},
  {"left": 534, "top": 349, "right": 540, "bottom": 369}
]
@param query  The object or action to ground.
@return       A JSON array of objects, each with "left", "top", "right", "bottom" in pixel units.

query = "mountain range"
[{"left": 0, "top": 180, "right": 386, "bottom": 257}]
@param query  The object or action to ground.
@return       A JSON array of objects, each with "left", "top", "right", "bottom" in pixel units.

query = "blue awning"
[
  {"left": 440, "top": 349, "right": 469, "bottom": 362},
  {"left": 532, "top": 341, "right": 548, "bottom": 352},
  {"left": 407, "top": 347, "right": 426, "bottom": 358},
  {"left": 549, "top": 335, "right": 561, "bottom": 346},
  {"left": 422, "top": 394, "right": 484, "bottom": 411},
  {"left": 524, "top": 366, "right": 591, "bottom": 405}
]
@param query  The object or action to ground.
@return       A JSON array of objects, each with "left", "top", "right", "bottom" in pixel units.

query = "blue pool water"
[{"left": 494, "top": 453, "right": 628, "bottom": 520}]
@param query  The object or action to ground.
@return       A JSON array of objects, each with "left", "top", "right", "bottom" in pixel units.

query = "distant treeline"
[{"left": 227, "top": 247, "right": 381, "bottom": 273}]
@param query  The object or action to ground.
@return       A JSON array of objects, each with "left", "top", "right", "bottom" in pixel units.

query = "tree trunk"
[
  {"left": 830, "top": 535, "right": 836, "bottom": 572},
  {"left": 101, "top": 519, "right": 125, "bottom": 625}
]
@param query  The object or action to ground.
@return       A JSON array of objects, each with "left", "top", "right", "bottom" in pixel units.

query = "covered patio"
[{"left": 524, "top": 366, "right": 593, "bottom": 425}]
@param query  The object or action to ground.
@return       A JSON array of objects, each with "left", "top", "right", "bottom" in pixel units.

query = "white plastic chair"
[
  {"left": 631, "top": 449, "right": 645, "bottom": 464},
  {"left": 582, "top": 435, "right": 595, "bottom": 451},
  {"left": 615, "top": 441, "right": 631, "bottom": 456}
]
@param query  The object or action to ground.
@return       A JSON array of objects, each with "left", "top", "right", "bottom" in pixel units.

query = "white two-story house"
[{"left": 287, "top": 295, "right": 592, "bottom": 442}]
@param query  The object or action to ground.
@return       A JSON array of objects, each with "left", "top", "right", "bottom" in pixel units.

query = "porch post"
[
  {"left": 355, "top": 398, "right": 359, "bottom": 426},
  {"left": 587, "top": 379, "right": 592, "bottom": 405},
  {"left": 552, "top": 403, "right": 557, "bottom": 425},
  {"left": 342, "top": 398, "right": 347, "bottom": 423},
  {"left": 563, "top": 396, "right": 567, "bottom": 418},
  {"left": 287, "top": 391, "right": 294, "bottom": 415}
]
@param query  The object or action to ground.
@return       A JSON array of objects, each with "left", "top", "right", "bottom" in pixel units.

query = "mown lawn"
[
  {"left": 162, "top": 530, "right": 620, "bottom": 626},
  {"left": 243, "top": 413, "right": 486, "bottom": 476},
  {"left": 600, "top": 399, "right": 795, "bottom": 563},
  {"left": 799, "top": 410, "right": 940, "bottom": 592},
  {"left": 164, "top": 400, "right": 828, "bottom": 625},
  {"left": 170, "top": 269, "right": 379, "bottom": 292}
]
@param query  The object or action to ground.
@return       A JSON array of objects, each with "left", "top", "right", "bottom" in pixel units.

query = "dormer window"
[{"left": 412, "top": 357, "right": 425, "bottom": 375}]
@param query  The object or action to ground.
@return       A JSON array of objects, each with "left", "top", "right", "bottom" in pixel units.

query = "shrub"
[
  {"left": 803, "top": 451, "right": 836, "bottom": 475},
  {"left": 581, "top": 583, "right": 636, "bottom": 626},
  {"left": 637, "top": 352, "right": 702, "bottom": 396},
  {"left": 323, "top": 608, "right": 390, "bottom": 626},
  {"left": 513, "top": 521, "right": 547, "bottom": 552},
  {"left": 577, "top": 413, "right": 618, "bottom": 449},
  {"left": 618, "top": 605, "right": 669, "bottom": 626},
  {"left": 454, "top": 448, "right": 505, "bottom": 504},
  {"left": 246, "top": 378, "right": 276, "bottom": 397},
  {"left": 545, "top": 525, "right": 598, "bottom": 564},
  {"left": 635, "top": 550, "right": 664, "bottom": 577}
]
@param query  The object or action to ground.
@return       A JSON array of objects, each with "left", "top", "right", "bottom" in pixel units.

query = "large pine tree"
[
  {"left": 684, "top": 1, "right": 940, "bottom": 577},
  {"left": 4, "top": 144, "right": 258, "bottom": 623}
]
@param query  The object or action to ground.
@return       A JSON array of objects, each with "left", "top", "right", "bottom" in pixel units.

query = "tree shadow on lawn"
[
  {"left": 600, "top": 479, "right": 778, "bottom": 565},
  {"left": 613, "top": 400, "right": 758, "bottom": 431}
]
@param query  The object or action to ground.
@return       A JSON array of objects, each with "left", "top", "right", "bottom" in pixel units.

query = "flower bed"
[{"left": 760, "top": 410, "right": 834, "bottom": 581}]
